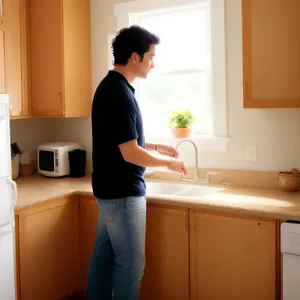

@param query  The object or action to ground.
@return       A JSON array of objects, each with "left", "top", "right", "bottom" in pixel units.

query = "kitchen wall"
[
  {"left": 10, "top": 118, "right": 56, "bottom": 162},
  {"left": 18, "top": 0, "right": 300, "bottom": 173},
  {"left": 54, "top": 117, "right": 92, "bottom": 172}
]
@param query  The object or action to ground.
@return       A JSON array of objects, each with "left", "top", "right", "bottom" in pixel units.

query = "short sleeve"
[{"left": 114, "top": 92, "right": 139, "bottom": 145}]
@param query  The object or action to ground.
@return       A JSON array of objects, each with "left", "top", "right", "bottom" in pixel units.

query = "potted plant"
[{"left": 168, "top": 110, "right": 195, "bottom": 138}]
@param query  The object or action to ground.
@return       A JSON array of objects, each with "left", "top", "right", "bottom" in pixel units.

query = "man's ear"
[{"left": 131, "top": 52, "right": 141, "bottom": 64}]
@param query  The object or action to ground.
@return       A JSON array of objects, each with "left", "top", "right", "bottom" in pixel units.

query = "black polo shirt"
[{"left": 91, "top": 70, "right": 146, "bottom": 199}]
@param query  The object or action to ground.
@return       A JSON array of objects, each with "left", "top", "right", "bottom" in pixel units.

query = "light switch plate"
[{"left": 246, "top": 146, "right": 257, "bottom": 162}]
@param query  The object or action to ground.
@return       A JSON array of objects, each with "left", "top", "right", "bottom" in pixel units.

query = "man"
[{"left": 88, "top": 25, "right": 187, "bottom": 300}]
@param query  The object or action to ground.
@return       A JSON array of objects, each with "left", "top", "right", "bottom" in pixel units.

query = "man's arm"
[
  {"left": 145, "top": 142, "right": 156, "bottom": 151},
  {"left": 119, "top": 140, "right": 187, "bottom": 175},
  {"left": 145, "top": 142, "right": 179, "bottom": 158}
]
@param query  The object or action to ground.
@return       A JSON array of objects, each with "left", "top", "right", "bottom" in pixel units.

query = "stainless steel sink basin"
[{"left": 146, "top": 182, "right": 224, "bottom": 198}]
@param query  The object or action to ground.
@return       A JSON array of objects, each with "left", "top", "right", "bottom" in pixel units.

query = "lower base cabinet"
[
  {"left": 14, "top": 196, "right": 279, "bottom": 300},
  {"left": 15, "top": 197, "right": 81, "bottom": 300},
  {"left": 140, "top": 205, "right": 190, "bottom": 300},
  {"left": 190, "top": 211, "right": 276, "bottom": 300},
  {"left": 79, "top": 197, "right": 99, "bottom": 289}
]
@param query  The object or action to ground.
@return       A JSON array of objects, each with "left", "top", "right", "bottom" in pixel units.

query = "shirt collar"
[{"left": 109, "top": 70, "right": 135, "bottom": 93}]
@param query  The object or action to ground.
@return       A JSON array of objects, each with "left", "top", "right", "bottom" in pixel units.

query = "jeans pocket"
[{"left": 98, "top": 199, "right": 115, "bottom": 223}]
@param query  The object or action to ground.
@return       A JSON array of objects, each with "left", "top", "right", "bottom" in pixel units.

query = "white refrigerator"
[{"left": 0, "top": 94, "right": 17, "bottom": 300}]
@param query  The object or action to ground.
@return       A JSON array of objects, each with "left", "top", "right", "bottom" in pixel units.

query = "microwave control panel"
[{"left": 55, "top": 150, "right": 58, "bottom": 172}]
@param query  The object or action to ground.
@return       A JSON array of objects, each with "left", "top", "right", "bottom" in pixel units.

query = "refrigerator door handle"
[{"left": 7, "top": 178, "right": 17, "bottom": 209}]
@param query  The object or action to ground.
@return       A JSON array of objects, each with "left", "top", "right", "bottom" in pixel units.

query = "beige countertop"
[{"left": 14, "top": 174, "right": 300, "bottom": 221}]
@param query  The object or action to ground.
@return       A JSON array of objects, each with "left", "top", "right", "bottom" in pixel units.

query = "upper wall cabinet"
[
  {"left": 242, "top": 0, "right": 300, "bottom": 108},
  {"left": 0, "top": 0, "right": 30, "bottom": 118},
  {"left": 29, "top": 0, "right": 92, "bottom": 118}
]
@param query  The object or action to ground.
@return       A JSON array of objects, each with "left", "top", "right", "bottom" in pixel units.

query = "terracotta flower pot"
[{"left": 171, "top": 128, "right": 192, "bottom": 138}]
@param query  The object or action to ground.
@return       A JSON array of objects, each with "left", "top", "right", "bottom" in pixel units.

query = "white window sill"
[{"left": 146, "top": 134, "right": 230, "bottom": 152}]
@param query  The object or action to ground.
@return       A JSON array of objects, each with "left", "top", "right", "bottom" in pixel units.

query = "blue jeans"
[{"left": 87, "top": 196, "right": 146, "bottom": 300}]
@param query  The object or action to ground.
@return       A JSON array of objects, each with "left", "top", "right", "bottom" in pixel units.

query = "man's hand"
[
  {"left": 167, "top": 159, "right": 187, "bottom": 176},
  {"left": 157, "top": 144, "right": 179, "bottom": 158}
]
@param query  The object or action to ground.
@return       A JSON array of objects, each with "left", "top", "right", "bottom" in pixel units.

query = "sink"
[
  {"left": 146, "top": 182, "right": 224, "bottom": 198},
  {"left": 146, "top": 182, "right": 190, "bottom": 195},
  {"left": 175, "top": 186, "right": 224, "bottom": 198}
]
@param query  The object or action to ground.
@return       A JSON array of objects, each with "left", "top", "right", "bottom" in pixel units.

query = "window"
[
  {"left": 114, "top": 0, "right": 228, "bottom": 151},
  {"left": 133, "top": 5, "right": 211, "bottom": 137}
]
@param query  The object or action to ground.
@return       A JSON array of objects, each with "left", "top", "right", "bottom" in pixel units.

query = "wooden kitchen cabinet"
[
  {"left": 15, "top": 196, "right": 81, "bottom": 300},
  {"left": 79, "top": 197, "right": 99, "bottom": 290},
  {"left": 0, "top": 0, "right": 30, "bottom": 117},
  {"left": 190, "top": 210, "right": 276, "bottom": 300},
  {"left": 140, "top": 205, "right": 190, "bottom": 300},
  {"left": 13, "top": 194, "right": 281, "bottom": 300},
  {"left": 242, "top": 0, "right": 300, "bottom": 108},
  {"left": 29, "top": 0, "right": 92, "bottom": 117}
]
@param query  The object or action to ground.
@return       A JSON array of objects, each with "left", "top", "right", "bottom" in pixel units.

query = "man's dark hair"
[{"left": 112, "top": 25, "right": 160, "bottom": 66}]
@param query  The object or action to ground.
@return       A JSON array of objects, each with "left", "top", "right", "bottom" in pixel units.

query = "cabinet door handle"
[{"left": 184, "top": 212, "right": 187, "bottom": 232}]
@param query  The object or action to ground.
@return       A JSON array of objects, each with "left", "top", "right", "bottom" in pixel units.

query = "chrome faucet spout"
[
  {"left": 175, "top": 139, "right": 199, "bottom": 183},
  {"left": 175, "top": 139, "right": 217, "bottom": 184}
]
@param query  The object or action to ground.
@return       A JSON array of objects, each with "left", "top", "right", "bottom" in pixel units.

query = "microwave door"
[
  {"left": 0, "top": 178, "right": 17, "bottom": 227},
  {"left": 39, "top": 150, "right": 55, "bottom": 172}
]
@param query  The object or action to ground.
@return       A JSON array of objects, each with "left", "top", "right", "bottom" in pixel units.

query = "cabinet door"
[
  {"left": 79, "top": 197, "right": 99, "bottom": 290},
  {"left": 62, "top": 0, "right": 92, "bottom": 118},
  {"left": 2, "top": 0, "right": 26, "bottom": 117},
  {"left": 242, "top": 0, "right": 300, "bottom": 108},
  {"left": 140, "top": 205, "right": 190, "bottom": 300},
  {"left": 18, "top": 199, "right": 81, "bottom": 300},
  {"left": 0, "top": 29, "right": 5, "bottom": 94},
  {"left": 29, "top": 0, "right": 64, "bottom": 116},
  {"left": 190, "top": 211, "right": 276, "bottom": 300},
  {"left": 18, "top": 0, "right": 30, "bottom": 117}
]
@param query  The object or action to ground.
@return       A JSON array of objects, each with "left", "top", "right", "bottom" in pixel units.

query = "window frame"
[{"left": 113, "top": 0, "right": 229, "bottom": 152}]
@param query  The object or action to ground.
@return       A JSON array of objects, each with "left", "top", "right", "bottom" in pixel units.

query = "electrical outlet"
[{"left": 246, "top": 146, "right": 257, "bottom": 162}]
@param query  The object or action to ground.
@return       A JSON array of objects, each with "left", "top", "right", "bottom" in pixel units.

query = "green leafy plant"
[{"left": 168, "top": 110, "right": 195, "bottom": 128}]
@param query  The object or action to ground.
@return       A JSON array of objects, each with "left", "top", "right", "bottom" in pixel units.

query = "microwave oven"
[{"left": 37, "top": 141, "right": 82, "bottom": 177}]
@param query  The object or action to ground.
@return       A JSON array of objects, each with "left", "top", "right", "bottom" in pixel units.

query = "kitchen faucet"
[{"left": 175, "top": 139, "right": 217, "bottom": 184}]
